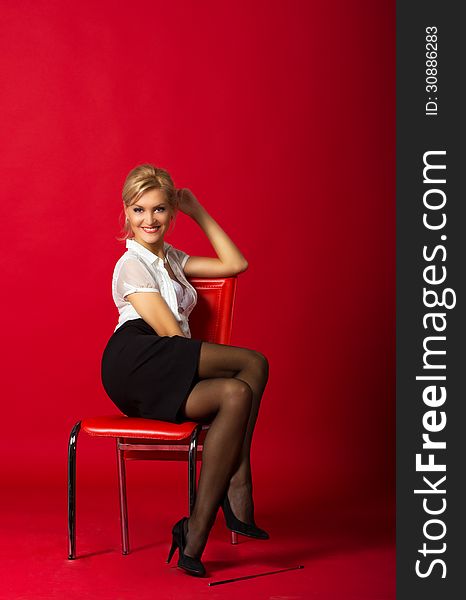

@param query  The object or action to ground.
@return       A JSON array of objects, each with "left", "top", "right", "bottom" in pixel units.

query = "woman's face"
[{"left": 125, "top": 188, "right": 174, "bottom": 248}]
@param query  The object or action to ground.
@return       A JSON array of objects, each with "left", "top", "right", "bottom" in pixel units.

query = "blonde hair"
[{"left": 117, "top": 163, "right": 179, "bottom": 241}]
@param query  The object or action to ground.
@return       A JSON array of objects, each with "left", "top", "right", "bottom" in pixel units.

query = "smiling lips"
[{"left": 142, "top": 226, "right": 161, "bottom": 233}]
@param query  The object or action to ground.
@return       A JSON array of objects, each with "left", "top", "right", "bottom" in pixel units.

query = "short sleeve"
[{"left": 116, "top": 258, "right": 160, "bottom": 300}]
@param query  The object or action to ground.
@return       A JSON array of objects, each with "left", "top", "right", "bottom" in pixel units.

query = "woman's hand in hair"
[{"left": 176, "top": 188, "right": 203, "bottom": 218}]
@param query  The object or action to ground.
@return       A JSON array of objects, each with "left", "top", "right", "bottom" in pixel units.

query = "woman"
[{"left": 101, "top": 164, "right": 269, "bottom": 577}]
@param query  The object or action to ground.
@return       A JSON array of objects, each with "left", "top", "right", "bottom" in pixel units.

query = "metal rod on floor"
[{"left": 208, "top": 564, "right": 304, "bottom": 586}]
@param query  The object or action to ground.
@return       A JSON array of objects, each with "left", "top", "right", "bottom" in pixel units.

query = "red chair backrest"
[{"left": 188, "top": 277, "right": 237, "bottom": 345}]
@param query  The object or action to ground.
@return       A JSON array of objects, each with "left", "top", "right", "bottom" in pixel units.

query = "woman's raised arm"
[{"left": 177, "top": 188, "right": 248, "bottom": 278}]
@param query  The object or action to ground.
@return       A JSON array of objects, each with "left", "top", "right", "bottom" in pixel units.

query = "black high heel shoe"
[
  {"left": 166, "top": 516, "right": 206, "bottom": 577},
  {"left": 221, "top": 493, "right": 270, "bottom": 539}
]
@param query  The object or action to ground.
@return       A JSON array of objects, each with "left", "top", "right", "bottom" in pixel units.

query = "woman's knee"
[
  {"left": 220, "top": 379, "right": 253, "bottom": 416},
  {"left": 250, "top": 350, "right": 269, "bottom": 379}
]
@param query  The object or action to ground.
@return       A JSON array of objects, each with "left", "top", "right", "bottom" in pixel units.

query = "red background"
[{"left": 0, "top": 1, "right": 395, "bottom": 597}]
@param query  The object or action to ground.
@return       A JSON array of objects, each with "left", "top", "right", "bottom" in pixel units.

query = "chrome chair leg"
[
  {"left": 188, "top": 425, "right": 201, "bottom": 515},
  {"left": 116, "top": 437, "right": 130, "bottom": 555},
  {"left": 67, "top": 420, "right": 81, "bottom": 559}
]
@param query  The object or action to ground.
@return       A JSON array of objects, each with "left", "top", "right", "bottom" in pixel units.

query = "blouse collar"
[{"left": 126, "top": 238, "right": 172, "bottom": 266}]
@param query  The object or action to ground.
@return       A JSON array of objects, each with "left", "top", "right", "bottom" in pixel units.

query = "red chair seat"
[{"left": 81, "top": 415, "right": 199, "bottom": 440}]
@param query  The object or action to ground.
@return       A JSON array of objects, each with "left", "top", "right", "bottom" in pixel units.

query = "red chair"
[{"left": 67, "top": 276, "right": 239, "bottom": 559}]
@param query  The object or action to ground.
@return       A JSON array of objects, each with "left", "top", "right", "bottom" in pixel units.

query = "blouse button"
[{"left": 178, "top": 306, "right": 184, "bottom": 314}]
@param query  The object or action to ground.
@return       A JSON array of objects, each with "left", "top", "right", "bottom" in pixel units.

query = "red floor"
[{"left": 0, "top": 458, "right": 394, "bottom": 600}]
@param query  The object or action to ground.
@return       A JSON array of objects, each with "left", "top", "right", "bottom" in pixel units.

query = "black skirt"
[{"left": 101, "top": 318, "right": 203, "bottom": 423}]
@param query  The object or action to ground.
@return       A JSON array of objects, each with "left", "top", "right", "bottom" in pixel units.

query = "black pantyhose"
[{"left": 178, "top": 342, "right": 269, "bottom": 559}]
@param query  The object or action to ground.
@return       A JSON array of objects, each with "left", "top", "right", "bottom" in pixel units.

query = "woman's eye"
[{"left": 132, "top": 206, "right": 165, "bottom": 213}]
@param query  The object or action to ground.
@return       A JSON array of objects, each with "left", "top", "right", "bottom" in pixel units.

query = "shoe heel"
[{"left": 166, "top": 537, "right": 178, "bottom": 563}]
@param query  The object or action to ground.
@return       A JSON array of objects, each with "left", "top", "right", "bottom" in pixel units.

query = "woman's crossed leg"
[{"left": 178, "top": 341, "right": 269, "bottom": 558}]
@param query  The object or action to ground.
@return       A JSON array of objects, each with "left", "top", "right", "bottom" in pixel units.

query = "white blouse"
[{"left": 111, "top": 238, "right": 197, "bottom": 338}]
